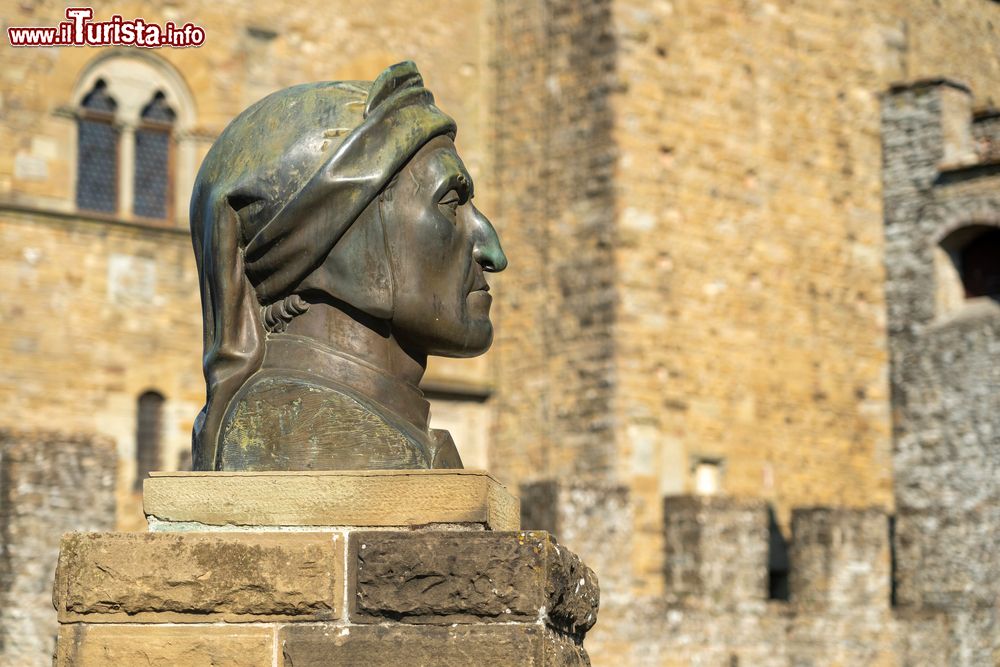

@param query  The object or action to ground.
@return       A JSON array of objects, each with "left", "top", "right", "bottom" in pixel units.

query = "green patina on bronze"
[{"left": 190, "top": 61, "right": 506, "bottom": 472}]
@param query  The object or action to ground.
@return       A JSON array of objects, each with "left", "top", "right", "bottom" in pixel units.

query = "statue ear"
[{"left": 310, "top": 199, "right": 394, "bottom": 320}]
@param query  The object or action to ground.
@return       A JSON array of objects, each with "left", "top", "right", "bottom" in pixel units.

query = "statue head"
[{"left": 190, "top": 62, "right": 506, "bottom": 470}]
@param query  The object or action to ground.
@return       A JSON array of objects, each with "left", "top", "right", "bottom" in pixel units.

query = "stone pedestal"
[{"left": 53, "top": 471, "right": 599, "bottom": 666}]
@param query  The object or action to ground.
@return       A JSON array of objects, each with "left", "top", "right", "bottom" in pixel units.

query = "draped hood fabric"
[{"left": 189, "top": 61, "right": 457, "bottom": 470}]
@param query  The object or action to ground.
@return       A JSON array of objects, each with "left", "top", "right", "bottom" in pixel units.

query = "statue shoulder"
[{"left": 219, "top": 372, "right": 433, "bottom": 471}]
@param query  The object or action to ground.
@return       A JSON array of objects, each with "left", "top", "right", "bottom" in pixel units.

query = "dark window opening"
[
  {"left": 941, "top": 225, "right": 1000, "bottom": 299},
  {"left": 960, "top": 228, "right": 1000, "bottom": 298},
  {"left": 76, "top": 79, "right": 119, "bottom": 214},
  {"left": 889, "top": 515, "right": 898, "bottom": 607},
  {"left": 135, "top": 390, "right": 165, "bottom": 490},
  {"left": 767, "top": 506, "right": 790, "bottom": 601},
  {"left": 133, "top": 91, "right": 175, "bottom": 220}
]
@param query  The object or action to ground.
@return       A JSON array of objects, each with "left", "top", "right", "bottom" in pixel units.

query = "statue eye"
[{"left": 438, "top": 189, "right": 462, "bottom": 216}]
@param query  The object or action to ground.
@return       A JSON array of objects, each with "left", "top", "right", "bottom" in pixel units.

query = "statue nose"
[{"left": 470, "top": 205, "right": 507, "bottom": 273}]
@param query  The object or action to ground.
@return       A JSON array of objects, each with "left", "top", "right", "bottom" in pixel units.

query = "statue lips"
[{"left": 467, "top": 270, "right": 492, "bottom": 311}]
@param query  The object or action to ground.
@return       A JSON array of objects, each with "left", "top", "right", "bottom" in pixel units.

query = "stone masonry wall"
[
  {"left": 0, "top": 430, "right": 116, "bottom": 667},
  {"left": 491, "top": 0, "right": 619, "bottom": 483},
  {"left": 0, "top": 211, "right": 203, "bottom": 530},
  {"left": 493, "top": 0, "right": 1000, "bottom": 608},
  {"left": 881, "top": 80, "right": 1000, "bottom": 667},
  {"left": 53, "top": 530, "right": 598, "bottom": 666},
  {"left": 523, "top": 485, "right": 903, "bottom": 667}
]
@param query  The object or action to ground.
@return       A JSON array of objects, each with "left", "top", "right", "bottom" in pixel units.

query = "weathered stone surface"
[
  {"left": 0, "top": 431, "right": 116, "bottom": 667},
  {"left": 883, "top": 80, "right": 1000, "bottom": 665},
  {"left": 521, "top": 480, "right": 633, "bottom": 606},
  {"left": 280, "top": 624, "right": 590, "bottom": 666},
  {"left": 56, "top": 624, "right": 273, "bottom": 667},
  {"left": 349, "top": 531, "right": 598, "bottom": 636},
  {"left": 144, "top": 470, "right": 519, "bottom": 531},
  {"left": 894, "top": 609, "right": 951, "bottom": 667},
  {"left": 54, "top": 531, "right": 342, "bottom": 622}
]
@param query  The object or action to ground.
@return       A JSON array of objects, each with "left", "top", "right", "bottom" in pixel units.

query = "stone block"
[
  {"left": 56, "top": 624, "right": 273, "bottom": 667},
  {"left": 144, "top": 469, "right": 519, "bottom": 530},
  {"left": 349, "top": 530, "right": 598, "bottom": 636},
  {"left": 54, "top": 531, "right": 342, "bottom": 622},
  {"left": 280, "top": 624, "right": 589, "bottom": 666}
]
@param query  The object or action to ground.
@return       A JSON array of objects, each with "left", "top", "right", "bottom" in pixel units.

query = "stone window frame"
[
  {"left": 930, "top": 208, "right": 1000, "bottom": 321},
  {"left": 68, "top": 51, "right": 197, "bottom": 227}
]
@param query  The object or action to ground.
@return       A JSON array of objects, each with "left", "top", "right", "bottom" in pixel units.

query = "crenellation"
[
  {"left": 788, "top": 507, "right": 890, "bottom": 614},
  {"left": 533, "top": 482, "right": 907, "bottom": 664},
  {"left": 662, "top": 496, "right": 769, "bottom": 612},
  {"left": 971, "top": 109, "right": 1000, "bottom": 162}
]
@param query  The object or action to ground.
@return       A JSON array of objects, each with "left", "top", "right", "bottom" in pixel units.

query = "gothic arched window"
[
  {"left": 135, "top": 390, "right": 165, "bottom": 489},
  {"left": 71, "top": 54, "right": 196, "bottom": 225},
  {"left": 133, "top": 91, "right": 176, "bottom": 220},
  {"left": 76, "top": 79, "right": 119, "bottom": 214}
]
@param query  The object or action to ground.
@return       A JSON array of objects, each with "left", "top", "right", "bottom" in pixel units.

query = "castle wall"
[
  {"left": 491, "top": 0, "right": 620, "bottom": 483},
  {"left": 881, "top": 80, "right": 1000, "bottom": 667},
  {"left": 0, "top": 210, "right": 203, "bottom": 528},
  {"left": 492, "top": 0, "right": 1000, "bottom": 596},
  {"left": 522, "top": 486, "right": 902, "bottom": 667},
  {"left": 0, "top": 430, "right": 116, "bottom": 666}
]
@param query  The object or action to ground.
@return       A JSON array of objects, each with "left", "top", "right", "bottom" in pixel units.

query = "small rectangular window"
[{"left": 693, "top": 458, "right": 723, "bottom": 496}]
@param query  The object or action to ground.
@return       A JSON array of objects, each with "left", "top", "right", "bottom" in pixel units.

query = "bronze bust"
[{"left": 189, "top": 62, "right": 506, "bottom": 472}]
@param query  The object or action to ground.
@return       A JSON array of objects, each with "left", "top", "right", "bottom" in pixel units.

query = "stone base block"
[
  {"left": 54, "top": 532, "right": 343, "bottom": 623},
  {"left": 282, "top": 625, "right": 589, "bottom": 666},
  {"left": 54, "top": 529, "right": 598, "bottom": 666},
  {"left": 57, "top": 626, "right": 275, "bottom": 667},
  {"left": 143, "top": 469, "right": 520, "bottom": 531}
]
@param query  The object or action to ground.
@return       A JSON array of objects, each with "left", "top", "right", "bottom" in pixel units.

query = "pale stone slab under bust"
[{"left": 144, "top": 470, "right": 520, "bottom": 531}]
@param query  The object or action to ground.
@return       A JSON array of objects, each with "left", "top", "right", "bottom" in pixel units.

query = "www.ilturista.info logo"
[{"left": 8, "top": 8, "right": 205, "bottom": 48}]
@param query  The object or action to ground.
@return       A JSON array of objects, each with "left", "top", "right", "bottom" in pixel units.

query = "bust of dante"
[{"left": 189, "top": 62, "right": 506, "bottom": 472}]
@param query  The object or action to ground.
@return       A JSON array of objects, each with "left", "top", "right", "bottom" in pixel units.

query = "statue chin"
[{"left": 401, "top": 321, "right": 495, "bottom": 359}]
